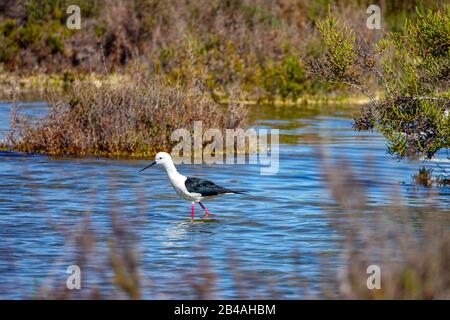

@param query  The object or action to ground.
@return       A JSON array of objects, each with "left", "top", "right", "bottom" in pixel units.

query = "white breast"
[{"left": 167, "top": 172, "right": 200, "bottom": 201}]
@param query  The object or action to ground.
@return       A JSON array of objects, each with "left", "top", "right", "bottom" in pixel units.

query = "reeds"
[
  {"left": 4, "top": 74, "right": 245, "bottom": 157},
  {"left": 321, "top": 156, "right": 450, "bottom": 299}
]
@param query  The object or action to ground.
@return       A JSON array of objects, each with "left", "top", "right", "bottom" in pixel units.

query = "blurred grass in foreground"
[{"left": 26, "top": 155, "right": 450, "bottom": 300}]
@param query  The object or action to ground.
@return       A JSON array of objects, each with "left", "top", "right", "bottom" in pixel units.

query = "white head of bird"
[
  {"left": 139, "top": 152, "right": 177, "bottom": 173},
  {"left": 154, "top": 151, "right": 172, "bottom": 165}
]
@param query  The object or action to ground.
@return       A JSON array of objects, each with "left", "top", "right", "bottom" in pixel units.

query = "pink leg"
[
  {"left": 198, "top": 202, "right": 216, "bottom": 217},
  {"left": 191, "top": 203, "right": 195, "bottom": 219}
]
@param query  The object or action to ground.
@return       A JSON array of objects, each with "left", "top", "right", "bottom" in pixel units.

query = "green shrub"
[
  {"left": 47, "top": 33, "right": 64, "bottom": 53},
  {"left": 0, "top": 20, "right": 20, "bottom": 63},
  {"left": 261, "top": 55, "right": 307, "bottom": 101},
  {"left": 311, "top": 7, "right": 450, "bottom": 159}
]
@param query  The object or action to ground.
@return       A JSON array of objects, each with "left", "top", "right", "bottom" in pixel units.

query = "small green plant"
[
  {"left": 315, "top": 16, "right": 357, "bottom": 84},
  {"left": 46, "top": 33, "right": 64, "bottom": 53},
  {"left": 261, "top": 55, "right": 307, "bottom": 101},
  {"left": 0, "top": 20, "right": 20, "bottom": 65},
  {"left": 412, "top": 167, "right": 434, "bottom": 187}
]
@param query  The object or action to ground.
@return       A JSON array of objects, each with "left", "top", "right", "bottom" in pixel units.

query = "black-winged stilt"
[{"left": 139, "top": 152, "right": 245, "bottom": 219}]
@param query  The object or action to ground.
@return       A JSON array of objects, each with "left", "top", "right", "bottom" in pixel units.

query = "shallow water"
[{"left": 0, "top": 102, "right": 448, "bottom": 299}]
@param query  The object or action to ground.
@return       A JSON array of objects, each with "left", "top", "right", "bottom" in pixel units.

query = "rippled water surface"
[{"left": 0, "top": 102, "right": 448, "bottom": 299}]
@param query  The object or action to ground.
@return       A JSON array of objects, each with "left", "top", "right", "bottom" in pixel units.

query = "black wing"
[{"left": 185, "top": 177, "right": 231, "bottom": 196}]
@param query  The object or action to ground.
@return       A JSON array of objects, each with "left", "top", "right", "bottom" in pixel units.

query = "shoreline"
[{"left": 0, "top": 72, "right": 373, "bottom": 105}]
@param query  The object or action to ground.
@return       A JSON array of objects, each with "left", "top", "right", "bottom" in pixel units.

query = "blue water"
[{"left": 0, "top": 102, "right": 448, "bottom": 299}]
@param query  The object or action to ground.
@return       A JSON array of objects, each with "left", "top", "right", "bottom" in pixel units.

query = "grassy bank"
[
  {"left": 1, "top": 0, "right": 445, "bottom": 101},
  {"left": 2, "top": 74, "right": 245, "bottom": 158},
  {"left": 0, "top": 71, "right": 375, "bottom": 105}
]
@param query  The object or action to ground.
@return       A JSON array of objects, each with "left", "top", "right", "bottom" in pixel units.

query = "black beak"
[{"left": 139, "top": 161, "right": 156, "bottom": 172}]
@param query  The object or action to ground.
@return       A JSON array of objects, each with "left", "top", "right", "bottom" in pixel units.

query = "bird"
[{"left": 139, "top": 152, "right": 245, "bottom": 219}]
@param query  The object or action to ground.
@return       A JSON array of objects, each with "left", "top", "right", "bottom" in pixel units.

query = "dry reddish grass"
[
  {"left": 321, "top": 156, "right": 450, "bottom": 299},
  {"left": 4, "top": 75, "right": 245, "bottom": 157}
]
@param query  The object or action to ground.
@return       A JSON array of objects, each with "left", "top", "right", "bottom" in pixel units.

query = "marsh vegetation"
[
  {"left": 3, "top": 74, "right": 245, "bottom": 157},
  {"left": 0, "top": 0, "right": 448, "bottom": 300}
]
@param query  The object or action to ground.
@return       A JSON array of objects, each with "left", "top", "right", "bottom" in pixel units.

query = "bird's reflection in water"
[{"left": 161, "top": 218, "right": 221, "bottom": 248}]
